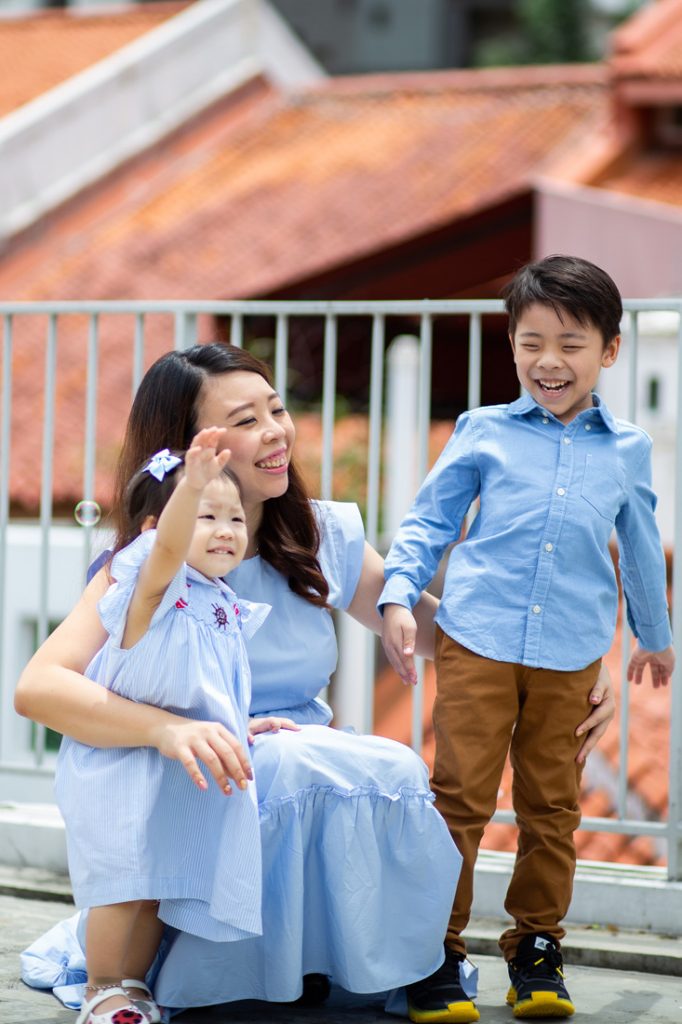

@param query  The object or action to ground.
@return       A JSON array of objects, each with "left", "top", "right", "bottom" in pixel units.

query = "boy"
[{"left": 379, "top": 255, "right": 674, "bottom": 1022}]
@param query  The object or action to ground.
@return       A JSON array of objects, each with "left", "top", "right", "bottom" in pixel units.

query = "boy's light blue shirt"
[{"left": 379, "top": 393, "right": 672, "bottom": 670}]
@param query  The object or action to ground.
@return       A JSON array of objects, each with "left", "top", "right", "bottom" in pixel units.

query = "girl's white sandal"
[
  {"left": 75, "top": 986, "right": 146, "bottom": 1024},
  {"left": 122, "top": 978, "right": 162, "bottom": 1024}
]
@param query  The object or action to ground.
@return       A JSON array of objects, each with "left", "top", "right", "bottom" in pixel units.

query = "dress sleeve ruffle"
[
  {"left": 220, "top": 583, "right": 271, "bottom": 641},
  {"left": 314, "top": 501, "right": 366, "bottom": 610},
  {"left": 97, "top": 531, "right": 188, "bottom": 644}
]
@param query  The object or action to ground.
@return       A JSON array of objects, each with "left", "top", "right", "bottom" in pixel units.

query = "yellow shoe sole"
[
  {"left": 506, "top": 984, "right": 574, "bottom": 1018},
  {"left": 407, "top": 999, "right": 481, "bottom": 1023}
]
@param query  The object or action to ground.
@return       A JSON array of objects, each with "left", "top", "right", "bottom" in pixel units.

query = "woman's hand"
[
  {"left": 574, "top": 662, "right": 616, "bottom": 764},
  {"left": 153, "top": 718, "right": 253, "bottom": 795},
  {"left": 247, "top": 716, "right": 301, "bottom": 744}
]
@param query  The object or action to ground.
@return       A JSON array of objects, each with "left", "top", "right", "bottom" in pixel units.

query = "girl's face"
[
  {"left": 195, "top": 371, "right": 296, "bottom": 519},
  {"left": 186, "top": 475, "right": 248, "bottom": 579}
]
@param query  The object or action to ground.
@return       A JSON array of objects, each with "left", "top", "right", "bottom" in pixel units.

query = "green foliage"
[{"left": 475, "top": 0, "right": 599, "bottom": 67}]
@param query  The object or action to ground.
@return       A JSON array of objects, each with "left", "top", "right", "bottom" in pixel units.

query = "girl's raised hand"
[{"left": 183, "top": 427, "right": 232, "bottom": 491}]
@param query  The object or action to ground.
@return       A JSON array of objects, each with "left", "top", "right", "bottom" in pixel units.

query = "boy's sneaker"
[
  {"left": 406, "top": 944, "right": 480, "bottom": 1023},
  {"left": 506, "top": 934, "right": 574, "bottom": 1018}
]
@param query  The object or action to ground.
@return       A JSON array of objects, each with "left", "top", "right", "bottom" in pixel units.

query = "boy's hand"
[
  {"left": 184, "top": 426, "right": 231, "bottom": 490},
  {"left": 627, "top": 643, "right": 675, "bottom": 688},
  {"left": 575, "top": 662, "right": 615, "bottom": 764},
  {"left": 382, "top": 603, "right": 418, "bottom": 686}
]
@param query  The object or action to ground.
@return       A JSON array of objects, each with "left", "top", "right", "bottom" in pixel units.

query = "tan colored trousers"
[{"left": 432, "top": 628, "right": 601, "bottom": 961}]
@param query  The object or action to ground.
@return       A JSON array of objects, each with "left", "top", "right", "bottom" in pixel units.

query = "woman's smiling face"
[{"left": 195, "top": 371, "right": 296, "bottom": 518}]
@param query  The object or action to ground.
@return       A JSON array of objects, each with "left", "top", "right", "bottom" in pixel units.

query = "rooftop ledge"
[{"left": 1, "top": 802, "right": 681, "bottom": 944}]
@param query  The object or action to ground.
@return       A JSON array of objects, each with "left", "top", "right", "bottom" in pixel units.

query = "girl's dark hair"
[
  {"left": 117, "top": 454, "right": 243, "bottom": 555},
  {"left": 112, "top": 344, "right": 329, "bottom": 607},
  {"left": 501, "top": 254, "right": 623, "bottom": 346}
]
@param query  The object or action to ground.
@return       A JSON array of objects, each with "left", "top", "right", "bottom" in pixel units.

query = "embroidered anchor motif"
[{"left": 212, "top": 603, "right": 229, "bottom": 629}]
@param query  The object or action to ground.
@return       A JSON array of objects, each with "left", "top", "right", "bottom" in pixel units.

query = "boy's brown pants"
[{"left": 432, "top": 627, "right": 601, "bottom": 961}]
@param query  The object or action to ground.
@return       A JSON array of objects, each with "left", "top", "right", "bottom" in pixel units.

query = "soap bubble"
[{"left": 74, "top": 500, "right": 102, "bottom": 527}]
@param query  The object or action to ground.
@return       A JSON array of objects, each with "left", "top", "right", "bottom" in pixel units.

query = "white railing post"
[
  {"left": 668, "top": 312, "right": 682, "bottom": 880},
  {"left": 384, "top": 334, "right": 420, "bottom": 536}
]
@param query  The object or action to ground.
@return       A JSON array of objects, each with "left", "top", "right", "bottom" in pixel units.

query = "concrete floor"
[{"left": 3, "top": 893, "right": 682, "bottom": 1024}]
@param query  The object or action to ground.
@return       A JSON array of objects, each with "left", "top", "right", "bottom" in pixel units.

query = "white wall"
[
  {"left": 0, "top": 0, "right": 324, "bottom": 239},
  {"left": 0, "top": 523, "right": 111, "bottom": 799},
  {"left": 536, "top": 179, "right": 682, "bottom": 299}
]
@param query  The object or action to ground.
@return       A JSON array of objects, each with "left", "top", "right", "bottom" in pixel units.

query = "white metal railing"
[{"left": 1, "top": 299, "right": 681, "bottom": 880}]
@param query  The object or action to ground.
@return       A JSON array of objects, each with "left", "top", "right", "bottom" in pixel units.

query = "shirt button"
[
  {"left": 542, "top": 417, "right": 549, "bottom": 424},
  {"left": 545, "top": 542, "right": 553, "bottom": 552},
  {"left": 557, "top": 487, "right": 566, "bottom": 496},
  {"left": 532, "top": 605, "right": 541, "bottom": 614},
  {"left": 584, "top": 423, "right": 592, "bottom": 431},
  {"left": 563, "top": 436, "right": 572, "bottom": 444}
]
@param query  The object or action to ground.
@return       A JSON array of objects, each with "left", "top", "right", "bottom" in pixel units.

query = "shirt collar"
[{"left": 507, "top": 392, "right": 620, "bottom": 433}]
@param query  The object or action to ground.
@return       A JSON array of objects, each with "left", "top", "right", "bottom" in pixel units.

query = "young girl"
[{"left": 54, "top": 427, "right": 269, "bottom": 1024}]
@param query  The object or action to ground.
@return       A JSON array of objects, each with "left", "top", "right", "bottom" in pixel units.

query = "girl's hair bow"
[{"left": 144, "top": 448, "right": 183, "bottom": 482}]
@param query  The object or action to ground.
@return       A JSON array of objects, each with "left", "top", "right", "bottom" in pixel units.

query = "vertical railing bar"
[
  {"left": 617, "top": 312, "right": 639, "bottom": 817},
  {"left": 174, "top": 312, "right": 185, "bottom": 352},
  {"left": 132, "top": 314, "right": 145, "bottom": 397},
  {"left": 274, "top": 315, "right": 288, "bottom": 403},
  {"left": 174, "top": 312, "right": 197, "bottom": 352},
  {"left": 412, "top": 313, "right": 433, "bottom": 755},
  {"left": 231, "top": 313, "right": 244, "bottom": 349},
  {"left": 466, "top": 312, "right": 483, "bottom": 533},
  {"left": 321, "top": 315, "right": 337, "bottom": 502},
  {"left": 365, "top": 314, "right": 385, "bottom": 550},
  {"left": 362, "top": 315, "right": 385, "bottom": 736},
  {"left": 0, "top": 316, "right": 13, "bottom": 764},
  {"left": 667, "top": 309, "right": 682, "bottom": 879},
  {"left": 36, "top": 314, "right": 58, "bottom": 765},
  {"left": 81, "top": 314, "right": 99, "bottom": 580},
  {"left": 468, "top": 312, "right": 482, "bottom": 410}
]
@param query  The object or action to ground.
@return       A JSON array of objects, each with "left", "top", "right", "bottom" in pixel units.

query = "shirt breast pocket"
[{"left": 580, "top": 461, "right": 624, "bottom": 523}]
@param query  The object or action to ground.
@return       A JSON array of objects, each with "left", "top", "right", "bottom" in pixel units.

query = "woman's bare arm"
[
  {"left": 14, "top": 570, "right": 252, "bottom": 793},
  {"left": 346, "top": 543, "right": 437, "bottom": 658}
]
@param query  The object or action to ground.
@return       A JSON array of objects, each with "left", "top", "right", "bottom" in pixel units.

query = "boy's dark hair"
[
  {"left": 501, "top": 255, "right": 623, "bottom": 347},
  {"left": 119, "top": 454, "right": 242, "bottom": 553}
]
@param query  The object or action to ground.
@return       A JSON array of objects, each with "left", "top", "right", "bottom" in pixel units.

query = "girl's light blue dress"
[
  {"left": 21, "top": 502, "right": 462, "bottom": 1011},
  {"left": 55, "top": 530, "right": 269, "bottom": 942}
]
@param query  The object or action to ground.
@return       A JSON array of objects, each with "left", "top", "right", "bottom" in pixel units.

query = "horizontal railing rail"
[{"left": 1, "top": 298, "right": 681, "bottom": 878}]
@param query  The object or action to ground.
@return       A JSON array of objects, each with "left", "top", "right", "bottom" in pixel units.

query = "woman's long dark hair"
[{"left": 112, "top": 344, "right": 329, "bottom": 607}]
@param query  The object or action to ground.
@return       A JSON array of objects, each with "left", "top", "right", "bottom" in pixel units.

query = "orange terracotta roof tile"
[
  {"left": 0, "top": 68, "right": 610, "bottom": 304},
  {"left": 0, "top": 63, "right": 612, "bottom": 511},
  {"left": 610, "top": 0, "right": 682, "bottom": 81},
  {"left": 595, "top": 154, "right": 682, "bottom": 210},
  {"left": 0, "top": 4, "right": 189, "bottom": 118}
]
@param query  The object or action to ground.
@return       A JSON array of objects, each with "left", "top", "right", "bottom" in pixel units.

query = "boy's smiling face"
[{"left": 510, "top": 302, "right": 620, "bottom": 425}]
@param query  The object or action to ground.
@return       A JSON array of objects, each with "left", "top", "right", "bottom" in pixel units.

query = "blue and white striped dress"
[
  {"left": 22, "top": 503, "right": 461, "bottom": 1012},
  {"left": 54, "top": 530, "right": 269, "bottom": 943}
]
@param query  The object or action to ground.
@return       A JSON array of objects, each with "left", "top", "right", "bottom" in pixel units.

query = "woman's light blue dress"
[
  {"left": 21, "top": 502, "right": 461, "bottom": 1011},
  {"left": 55, "top": 530, "right": 269, "bottom": 942}
]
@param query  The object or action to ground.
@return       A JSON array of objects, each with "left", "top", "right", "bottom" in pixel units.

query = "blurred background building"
[{"left": 0, "top": 0, "right": 681, "bottom": 879}]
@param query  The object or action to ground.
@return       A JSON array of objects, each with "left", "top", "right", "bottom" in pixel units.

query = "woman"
[{"left": 15, "top": 344, "right": 614, "bottom": 1014}]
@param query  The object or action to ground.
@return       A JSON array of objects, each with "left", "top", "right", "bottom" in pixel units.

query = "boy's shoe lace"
[
  {"left": 406, "top": 944, "right": 480, "bottom": 1023},
  {"left": 506, "top": 934, "right": 574, "bottom": 1018}
]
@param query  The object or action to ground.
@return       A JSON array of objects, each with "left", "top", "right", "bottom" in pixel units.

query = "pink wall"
[{"left": 535, "top": 180, "right": 682, "bottom": 297}]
